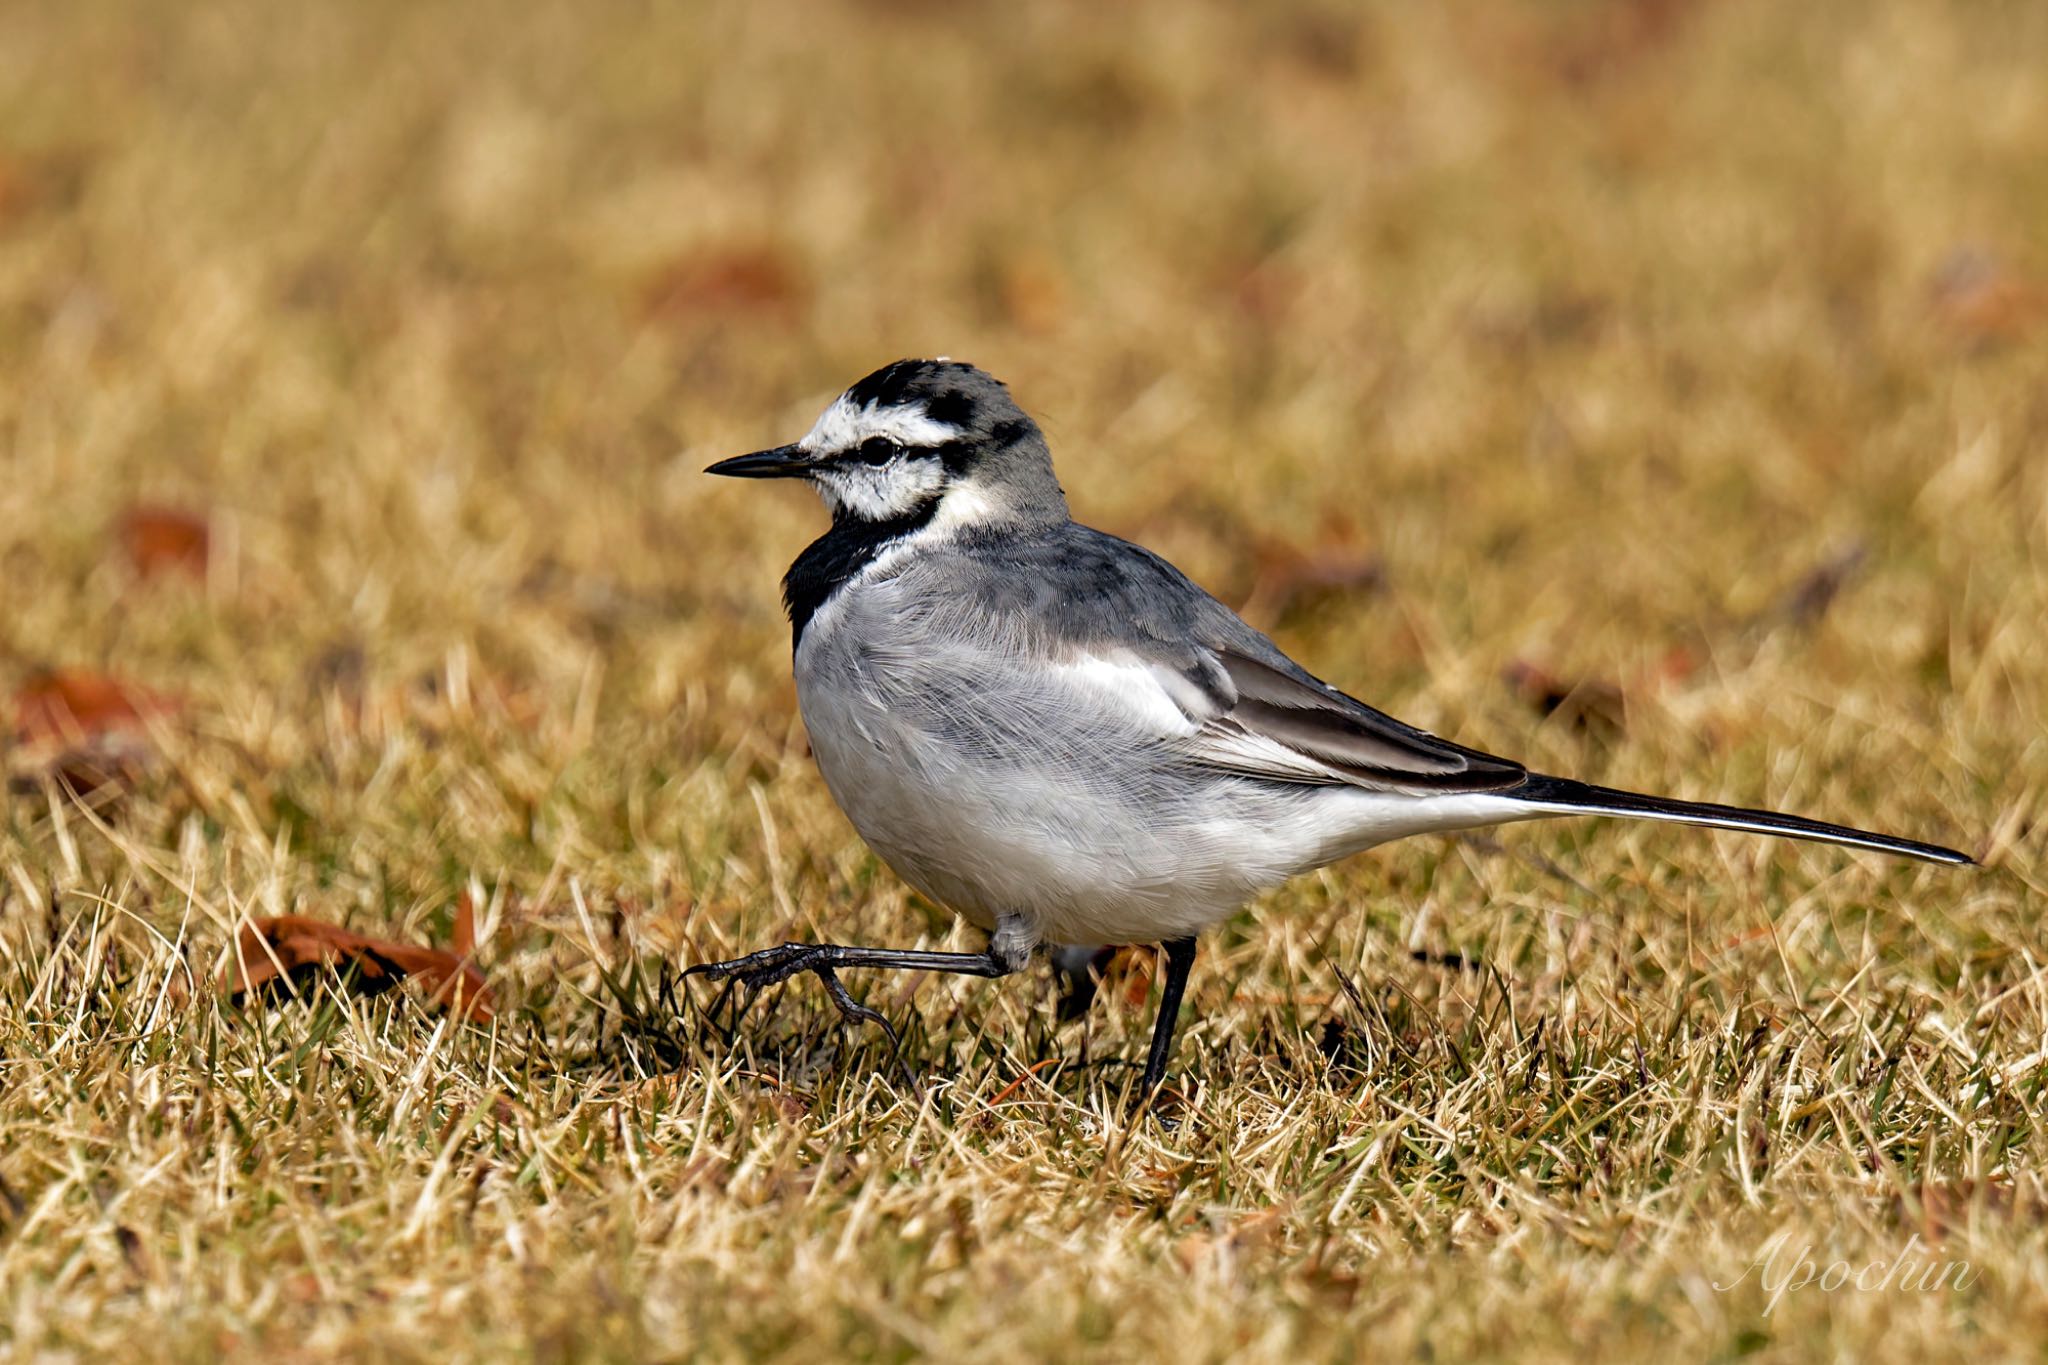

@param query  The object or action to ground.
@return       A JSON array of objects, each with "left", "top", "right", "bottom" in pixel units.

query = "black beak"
[{"left": 704, "top": 444, "right": 813, "bottom": 479}]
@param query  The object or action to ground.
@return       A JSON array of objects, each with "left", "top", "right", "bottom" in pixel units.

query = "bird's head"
[{"left": 707, "top": 359, "right": 1066, "bottom": 531}]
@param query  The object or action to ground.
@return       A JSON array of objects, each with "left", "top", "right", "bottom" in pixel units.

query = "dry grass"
[{"left": 2, "top": 0, "right": 2045, "bottom": 1359}]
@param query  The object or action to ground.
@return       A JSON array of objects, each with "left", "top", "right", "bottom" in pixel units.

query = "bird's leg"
[
  {"left": 686, "top": 941, "right": 1021, "bottom": 1044},
  {"left": 1138, "top": 937, "right": 1199, "bottom": 1095}
]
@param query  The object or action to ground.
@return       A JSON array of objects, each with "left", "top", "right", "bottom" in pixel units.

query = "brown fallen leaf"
[
  {"left": 1647, "top": 644, "right": 1701, "bottom": 687},
  {"left": 1115, "top": 945, "right": 1160, "bottom": 1009},
  {"left": 1892, "top": 1177, "right": 2030, "bottom": 1245},
  {"left": 1172, "top": 1207, "right": 1290, "bottom": 1273},
  {"left": 0, "top": 153, "right": 39, "bottom": 222},
  {"left": 991, "top": 249, "right": 1068, "bottom": 333},
  {"left": 452, "top": 890, "right": 479, "bottom": 958},
  {"left": 1502, "top": 659, "right": 1627, "bottom": 735},
  {"left": 639, "top": 243, "right": 808, "bottom": 324},
  {"left": 9, "top": 668, "right": 177, "bottom": 795},
  {"left": 14, "top": 668, "right": 174, "bottom": 745},
  {"left": 15, "top": 749, "right": 145, "bottom": 799},
  {"left": 1239, "top": 514, "right": 1386, "bottom": 626},
  {"left": 224, "top": 910, "right": 495, "bottom": 1021},
  {"left": 1172, "top": 1232, "right": 1216, "bottom": 1274},
  {"left": 1544, "top": 0, "right": 1709, "bottom": 88},
  {"left": 116, "top": 505, "right": 210, "bottom": 580},
  {"left": 1053, "top": 943, "right": 1154, "bottom": 1013},
  {"left": 0, "top": 146, "right": 91, "bottom": 224},
  {"left": 985, "top": 1059, "right": 1062, "bottom": 1108},
  {"left": 1929, "top": 247, "right": 2048, "bottom": 348},
  {"left": 1219, "top": 252, "right": 1304, "bottom": 328},
  {"left": 1767, "top": 542, "right": 1868, "bottom": 629}
]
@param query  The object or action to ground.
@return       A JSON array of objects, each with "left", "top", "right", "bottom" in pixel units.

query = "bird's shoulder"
[{"left": 919, "top": 521, "right": 1289, "bottom": 663}]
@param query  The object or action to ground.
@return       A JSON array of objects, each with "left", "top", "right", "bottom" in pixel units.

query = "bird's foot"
[{"left": 686, "top": 943, "right": 904, "bottom": 1052}]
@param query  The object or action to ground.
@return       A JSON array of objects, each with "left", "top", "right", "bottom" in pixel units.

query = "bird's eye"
[{"left": 856, "top": 438, "right": 901, "bottom": 466}]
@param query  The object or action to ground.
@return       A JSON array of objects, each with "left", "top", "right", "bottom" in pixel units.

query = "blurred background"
[
  {"left": 0, "top": 0, "right": 2040, "bottom": 973},
  {"left": 3, "top": 2, "right": 2046, "bottom": 1356}
]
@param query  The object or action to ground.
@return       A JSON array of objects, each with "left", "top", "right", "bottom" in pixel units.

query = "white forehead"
[{"left": 798, "top": 393, "right": 962, "bottom": 453}]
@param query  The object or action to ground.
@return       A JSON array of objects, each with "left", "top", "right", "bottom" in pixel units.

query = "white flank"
[{"left": 1048, "top": 652, "right": 1206, "bottom": 737}]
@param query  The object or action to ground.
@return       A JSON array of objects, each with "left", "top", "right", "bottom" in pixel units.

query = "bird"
[{"left": 692, "top": 357, "right": 1974, "bottom": 1096}]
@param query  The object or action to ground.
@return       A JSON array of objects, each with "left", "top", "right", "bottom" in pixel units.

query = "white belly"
[{"left": 801, "top": 683, "right": 1263, "bottom": 944}]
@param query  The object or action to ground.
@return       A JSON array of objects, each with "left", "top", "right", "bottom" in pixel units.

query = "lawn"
[{"left": 1, "top": 0, "right": 2044, "bottom": 1359}]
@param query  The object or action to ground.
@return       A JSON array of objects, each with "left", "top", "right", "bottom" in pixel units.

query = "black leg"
[
  {"left": 1138, "top": 937, "right": 1198, "bottom": 1094},
  {"left": 686, "top": 941, "right": 1019, "bottom": 1044}
]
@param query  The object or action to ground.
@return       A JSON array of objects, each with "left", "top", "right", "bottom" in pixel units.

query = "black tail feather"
[{"left": 1513, "top": 774, "right": 1974, "bottom": 867}]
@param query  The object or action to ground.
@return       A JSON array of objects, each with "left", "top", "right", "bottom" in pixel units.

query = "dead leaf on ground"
[
  {"left": 1929, "top": 247, "right": 2048, "bottom": 348},
  {"left": 639, "top": 244, "right": 808, "bottom": 324},
  {"left": 0, "top": 146, "right": 92, "bottom": 224},
  {"left": 1891, "top": 1177, "right": 2032, "bottom": 1244},
  {"left": 1213, "top": 251, "right": 1305, "bottom": 329},
  {"left": 1759, "top": 542, "right": 1868, "bottom": 630},
  {"left": 452, "top": 891, "right": 478, "bottom": 958},
  {"left": 1502, "top": 659, "right": 1627, "bottom": 735},
  {"left": 224, "top": 904, "right": 495, "bottom": 1020},
  {"left": 1108, "top": 946, "right": 1160, "bottom": 1009},
  {"left": 1174, "top": 1206, "right": 1292, "bottom": 1273},
  {"left": 990, "top": 249, "right": 1068, "bottom": 333},
  {"left": 1646, "top": 644, "right": 1701, "bottom": 687},
  {"left": 116, "top": 505, "right": 210, "bottom": 580},
  {"left": 1501, "top": 641, "right": 1705, "bottom": 737},
  {"left": 14, "top": 668, "right": 175, "bottom": 745},
  {"left": 1239, "top": 515, "right": 1386, "bottom": 625},
  {"left": 1543, "top": 0, "right": 1711, "bottom": 88},
  {"left": 9, "top": 668, "right": 178, "bottom": 794}
]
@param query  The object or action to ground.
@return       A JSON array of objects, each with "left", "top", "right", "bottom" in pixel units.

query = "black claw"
[
  {"left": 686, "top": 941, "right": 822, "bottom": 992},
  {"left": 683, "top": 940, "right": 1019, "bottom": 1085},
  {"left": 692, "top": 973, "right": 743, "bottom": 1045},
  {"left": 817, "top": 966, "right": 902, "bottom": 1050},
  {"left": 687, "top": 942, "right": 904, "bottom": 1052},
  {"left": 688, "top": 948, "right": 811, "bottom": 1043}
]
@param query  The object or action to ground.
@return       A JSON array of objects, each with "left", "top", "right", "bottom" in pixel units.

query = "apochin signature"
[{"left": 1716, "top": 1231, "right": 1978, "bottom": 1315}]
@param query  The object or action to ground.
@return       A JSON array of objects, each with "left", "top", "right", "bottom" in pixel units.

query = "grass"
[{"left": 1, "top": 0, "right": 2045, "bottom": 1358}]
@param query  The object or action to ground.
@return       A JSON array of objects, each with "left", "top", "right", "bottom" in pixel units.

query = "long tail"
[{"left": 1512, "top": 774, "right": 1974, "bottom": 866}]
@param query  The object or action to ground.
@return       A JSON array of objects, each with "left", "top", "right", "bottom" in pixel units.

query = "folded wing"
[
  {"left": 1179, "top": 648, "right": 1529, "bottom": 793},
  {"left": 933, "top": 523, "right": 1529, "bottom": 795}
]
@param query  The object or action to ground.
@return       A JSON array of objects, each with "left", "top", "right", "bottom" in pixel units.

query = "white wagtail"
[{"left": 693, "top": 358, "right": 1973, "bottom": 1094}]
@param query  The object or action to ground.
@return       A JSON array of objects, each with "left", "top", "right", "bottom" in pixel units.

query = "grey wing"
[
  {"left": 1185, "top": 646, "right": 1528, "bottom": 793},
  {"left": 945, "top": 523, "right": 1530, "bottom": 795}
]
